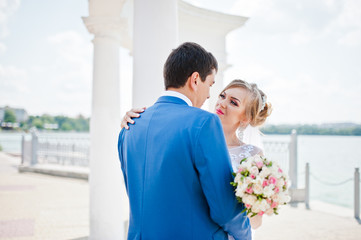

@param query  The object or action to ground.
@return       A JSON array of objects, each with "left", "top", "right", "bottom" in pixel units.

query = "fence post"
[
  {"left": 31, "top": 132, "right": 38, "bottom": 165},
  {"left": 21, "top": 134, "right": 25, "bottom": 165},
  {"left": 305, "top": 163, "right": 310, "bottom": 209},
  {"left": 355, "top": 168, "right": 360, "bottom": 220},
  {"left": 289, "top": 129, "right": 298, "bottom": 189}
]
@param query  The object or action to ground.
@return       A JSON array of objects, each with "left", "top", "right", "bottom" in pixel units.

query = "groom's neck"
[{"left": 167, "top": 87, "right": 197, "bottom": 107}]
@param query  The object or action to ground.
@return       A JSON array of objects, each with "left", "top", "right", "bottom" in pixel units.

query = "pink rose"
[
  {"left": 245, "top": 204, "right": 251, "bottom": 209},
  {"left": 266, "top": 198, "right": 272, "bottom": 204},
  {"left": 262, "top": 180, "right": 269, "bottom": 187},
  {"left": 246, "top": 187, "right": 253, "bottom": 194},
  {"left": 274, "top": 187, "right": 280, "bottom": 193},
  {"left": 258, "top": 211, "right": 264, "bottom": 216},
  {"left": 271, "top": 202, "right": 278, "bottom": 208},
  {"left": 250, "top": 174, "right": 256, "bottom": 179},
  {"left": 256, "top": 161, "right": 264, "bottom": 168},
  {"left": 268, "top": 176, "right": 277, "bottom": 185},
  {"left": 238, "top": 168, "right": 244, "bottom": 173},
  {"left": 278, "top": 168, "right": 283, "bottom": 173}
]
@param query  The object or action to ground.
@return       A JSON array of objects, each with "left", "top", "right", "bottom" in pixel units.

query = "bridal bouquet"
[{"left": 230, "top": 154, "right": 291, "bottom": 217}]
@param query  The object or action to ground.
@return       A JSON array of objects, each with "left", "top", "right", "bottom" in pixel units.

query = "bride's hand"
[
  {"left": 121, "top": 107, "right": 146, "bottom": 129},
  {"left": 249, "top": 214, "right": 263, "bottom": 229}
]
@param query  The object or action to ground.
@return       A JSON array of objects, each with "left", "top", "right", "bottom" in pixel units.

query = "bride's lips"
[{"left": 216, "top": 109, "right": 224, "bottom": 115}]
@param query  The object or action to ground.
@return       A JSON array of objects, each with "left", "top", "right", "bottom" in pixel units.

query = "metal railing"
[
  {"left": 22, "top": 132, "right": 90, "bottom": 167},
  {"left": 355, "top": 168, "right": 360, "bottom": 220},
  {"left": 262, "top": 130, "right": 309, "bottom": 207},
  {"left": 263, "top": 129, "right": 297, "bottom": 189},
  {"left": 306, "top": 164, "right": 360, "bottom": 220}
]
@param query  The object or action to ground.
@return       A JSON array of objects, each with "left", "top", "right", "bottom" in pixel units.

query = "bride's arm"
[
  {"left": 249, "top": 214, "right": 263, "bottom": 229},
  {"left": 121, "top": 107, "right": 146, "bottom": 129}
]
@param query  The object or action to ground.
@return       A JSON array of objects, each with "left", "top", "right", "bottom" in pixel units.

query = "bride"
[{"left": 121, "top": 79, "right": 272, "bottom": 238}]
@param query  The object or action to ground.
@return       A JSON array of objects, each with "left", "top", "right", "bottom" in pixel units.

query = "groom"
[{"left": 118, "top": 42, "right": 251, "bottom": 240}]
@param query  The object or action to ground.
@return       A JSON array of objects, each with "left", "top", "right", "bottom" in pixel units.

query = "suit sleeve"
[
  {"left": 118, "top": 128, "right": 128, "bottom": 193},
  {"left": 194, "top": 114, "right": 251, "bottom": 240}
]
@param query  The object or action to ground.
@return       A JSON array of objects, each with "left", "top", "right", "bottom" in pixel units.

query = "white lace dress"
[{"left": 227, "top": 144, "right": 262, "bottom": 240}]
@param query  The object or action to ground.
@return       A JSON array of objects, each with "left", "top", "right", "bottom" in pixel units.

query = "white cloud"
[
  {"left": 0, "top": 64, "right": 30, "bottom": 109},
  {"left": 0, "top": 0, "right": 20, "bottom": 38},
  {"left": 230, "top": 0, "right": 273, "bottom": 17},
  {"left": 0, "top": 30, "right": 93, "bottom": 117},
  {"left": 40, "top": 31, "right": 93, "bottom": 116},
  {"left": 321, "top": 0, "right": 361, "bottom": 45},
  {"left": 0, "top": 0, "right": 20, "bottom": 56},
  {"left": 290, "top": 25, "right": 317, "bottom": 45},
  {"left": 338, "top": 30, "right": 361, "bottom": 46},
  {"left": 0, "top": 41, "right": 6, "bottom": 53}
]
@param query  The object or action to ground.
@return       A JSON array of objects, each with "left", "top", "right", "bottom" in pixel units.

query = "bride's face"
[{"left": 214, "top": 87, "right": 250, "bottom": 130}]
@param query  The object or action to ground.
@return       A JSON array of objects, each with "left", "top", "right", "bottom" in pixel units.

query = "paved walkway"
[
  {"left": 0, "top": 152, "right": 360, "bottom": 240},
  {"left": 0, "top": 152, "right": 88, "bottom": 240}
]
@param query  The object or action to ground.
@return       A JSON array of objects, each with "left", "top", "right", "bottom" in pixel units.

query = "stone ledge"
[{"left": 18, "top": 164, "right": 89, "bottom": 180}]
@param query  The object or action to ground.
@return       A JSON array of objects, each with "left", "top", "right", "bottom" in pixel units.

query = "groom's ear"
[{"left": 189, "top": 72, "right": 200, "bottom": 91}]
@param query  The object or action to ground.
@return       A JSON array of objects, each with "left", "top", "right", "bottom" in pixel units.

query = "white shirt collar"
[{"left": 162, "top": 90, "right": 193, "bottom": 106}]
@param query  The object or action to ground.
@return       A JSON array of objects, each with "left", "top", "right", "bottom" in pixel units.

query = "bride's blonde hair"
[{"left": 221, "top": 79, "right": 272, "bottom": 127}]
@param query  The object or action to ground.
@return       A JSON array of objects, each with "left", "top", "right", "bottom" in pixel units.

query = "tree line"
[
  {"left": 260, "top": 124, "right": 361, "bottom": 136},
  {"left": 2, "top": 108, "right": 361, "bottom": 135},
  {"left": 1, "top": 109, "right": 89, "bottom": 132}
]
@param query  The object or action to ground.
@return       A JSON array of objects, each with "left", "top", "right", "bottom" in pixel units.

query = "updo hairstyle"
[{"left": 222, "top": 79, "right": 272, "bottom": 127}]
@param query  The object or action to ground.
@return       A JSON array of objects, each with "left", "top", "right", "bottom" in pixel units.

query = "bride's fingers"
[
  {"left": 121, "top": 115, "right": 134, "bottom": 129},
  {"left": 124, "top": 114, "right": 135, "bottom": 124},
  {"left": 127, "top": 111, "right": 141, "bottom": 118},
  {"left": 121, "top": 107, "right": 145, "bottom": 129},
  {"left": 121, "top": 118, "right": 130, "bottom": 129},
  {"left": 131, "top": 107, "right": 146, "bottom": 113}
]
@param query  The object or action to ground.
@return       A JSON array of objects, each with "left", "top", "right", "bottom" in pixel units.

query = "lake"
[{"left": 0, "top": 132, "right": 360, "bottom": 209}]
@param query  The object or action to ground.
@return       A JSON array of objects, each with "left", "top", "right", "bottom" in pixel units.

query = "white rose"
[
  {"left": 251, "top": 199, "right": 268, "bottom": 213},
  {"left": 271, "top": 165, "right": 282, "bottom": 178},
  {"left": 252, "top": 179, "right": 263, "bottom": 195},
  {"left": 263, "top": 186, "right": 274, "bottom": 198},
  {"left": 278, "top": 192, "right": 291, "bottom": 204},
  {"left": 259, "top": 166, "right": 271, "bottom": 178},
  {"left": 236, "top": 188, "right": 245, "bottom": 198},
  {"left": 259, "top": 199, "right": 269, "bottom": 211},
  {"left": 245, "top": 177, "right": 253, "bottom": 185},
  {"left": 249, "top": 166, "right": 259, "bottom": 176},
  {"left": 251, "top": 201, "right": 261, "bottom": 213},
  {"left": 242, "top": 194, "right": 257, "bottom": 206},
  {"left": 235, "top": 184, "right": 247, "bottom": 198},
  {"left": 234, "top": 174, "right": 242, "bottom": 184},
  {"left": 276, "top": 178, "right": 285, "bottom": 189},
  {"left": 272, "top": 193, "right": 280, "bottom": 203}
]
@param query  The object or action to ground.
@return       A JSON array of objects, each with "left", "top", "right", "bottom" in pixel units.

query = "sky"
[{"left": 0, "top": 0, "right": 360, "bottom": 124}]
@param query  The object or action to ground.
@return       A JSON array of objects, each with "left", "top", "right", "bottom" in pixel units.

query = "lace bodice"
[{"left": 228, "top": 144, "right": 262, "bottom": 173}]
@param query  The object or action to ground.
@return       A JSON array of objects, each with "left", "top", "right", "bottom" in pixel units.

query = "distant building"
[{"left": 0, "top": 106, "right": 29, "bottom": 123}]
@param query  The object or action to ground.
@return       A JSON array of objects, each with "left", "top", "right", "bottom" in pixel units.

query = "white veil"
[{"left": 242, "top": 125, "right": 264, "bottom": 152}]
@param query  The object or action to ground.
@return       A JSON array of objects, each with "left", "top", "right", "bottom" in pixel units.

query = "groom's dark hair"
[{"left": 164, "top": 42, "right": 218, "bottom": 89}]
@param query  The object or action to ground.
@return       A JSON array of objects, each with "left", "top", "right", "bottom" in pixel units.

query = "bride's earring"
[{"left": 236, "top": 125, "right": 245, "bottom": 142}]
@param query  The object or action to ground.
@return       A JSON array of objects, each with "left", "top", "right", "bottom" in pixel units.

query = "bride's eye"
[
  {"left": 219, "top": 93, "right": 225, "bottom": 99},
  {"left": 231, "top": 100, "right": 238, "bottom": 106}
]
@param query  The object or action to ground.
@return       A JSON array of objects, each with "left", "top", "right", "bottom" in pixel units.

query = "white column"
[
  {"left": 83, "top": 16, "right": 129, "bottom": 240},
  {"left": 132, "top": 0, "right": 178, "bottom": 107}
]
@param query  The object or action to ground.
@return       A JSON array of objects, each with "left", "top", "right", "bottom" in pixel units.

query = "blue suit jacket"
[{"left": 118, "top": 96, "right": 251, "bottom": 240}]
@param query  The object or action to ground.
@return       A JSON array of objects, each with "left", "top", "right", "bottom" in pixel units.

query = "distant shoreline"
[{"left": 261, "top": 123, "right": 361, "bottom": 136}]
